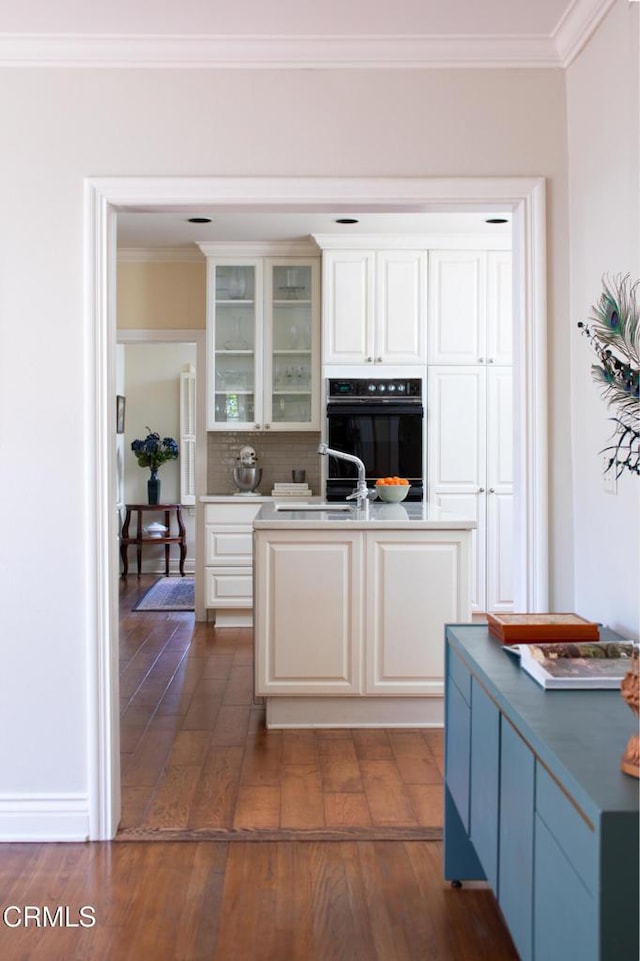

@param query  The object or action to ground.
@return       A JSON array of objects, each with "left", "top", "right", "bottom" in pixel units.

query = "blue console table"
[{"left": 444, "top": 624, "right": 639, "bottom": 961}]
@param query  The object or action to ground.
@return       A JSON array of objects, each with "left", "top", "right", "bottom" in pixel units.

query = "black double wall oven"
[{"left": 325, "top": 378, "right": 424, "bottom": 502}]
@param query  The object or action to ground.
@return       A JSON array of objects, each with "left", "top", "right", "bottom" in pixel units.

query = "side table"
[{"left": 120, "top": 504, "right": 187, "bottom": 577}]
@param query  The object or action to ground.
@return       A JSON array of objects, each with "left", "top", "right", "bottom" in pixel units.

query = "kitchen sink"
[{"left": 273, "top": 502, "right": 353, "bottom": 512}]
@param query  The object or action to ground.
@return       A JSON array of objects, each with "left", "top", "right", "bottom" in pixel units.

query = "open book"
[{"left": 506, "top": 640, "right": 638, "bottom": 690}]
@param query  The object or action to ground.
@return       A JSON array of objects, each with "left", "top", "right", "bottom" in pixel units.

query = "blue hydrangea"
[{"left": 131, "top": 428, "right": 179, "bottom": 471}]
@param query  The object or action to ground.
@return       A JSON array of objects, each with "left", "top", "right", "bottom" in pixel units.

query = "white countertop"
[
  {"left": 253, "top": 501, "right": 477, "bottom": 530},
  {"left": 200, "top": 494, "right": 321, "bottom": 503}
]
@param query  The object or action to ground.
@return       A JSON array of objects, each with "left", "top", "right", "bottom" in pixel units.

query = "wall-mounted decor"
[
  {"left": 578, "top": 274, "right": 639, "bottom": 478},
  {"left": 116, "top": 395, "right": 126, "bottom": 434}
]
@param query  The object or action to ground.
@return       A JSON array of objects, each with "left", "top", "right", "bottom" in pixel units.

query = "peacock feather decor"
[{"left": 578, "top": 274, "right": 640, "bottom": 478}]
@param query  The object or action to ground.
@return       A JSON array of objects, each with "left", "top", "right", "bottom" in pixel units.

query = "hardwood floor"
[
  {"left": 0, "top": 840, "right": 519, "bottom": 961},
  {"left": 119, "top": 575, "right": 445, "bottom": 838},
  {"left": 0, "top": 576, "right": 519, "bottom": 961}
]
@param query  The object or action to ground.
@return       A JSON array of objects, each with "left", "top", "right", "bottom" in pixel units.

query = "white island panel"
[{"left": 255, "top": 532, "right": 363, "bottom": 695}]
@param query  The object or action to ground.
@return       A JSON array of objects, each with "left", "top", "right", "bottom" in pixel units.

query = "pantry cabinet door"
[
  {"left": 428, "top": 251, "right": 486, "bottom": 365},
  {"left": 375, "top": 250, "right": 427, "bottom": 364}
]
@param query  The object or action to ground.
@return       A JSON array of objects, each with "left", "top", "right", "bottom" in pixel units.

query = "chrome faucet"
[{"left": 317, "top": 443, "right": 372, "bottom": 511}]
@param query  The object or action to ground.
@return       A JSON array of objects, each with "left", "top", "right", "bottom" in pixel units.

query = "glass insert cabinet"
[{"left": 203, "top": 252, "right": 320, "bottom": 431}]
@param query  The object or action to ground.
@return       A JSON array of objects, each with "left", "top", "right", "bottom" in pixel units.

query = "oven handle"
[{"left": 327, "top": 402, "right": 424, "bottom": 416}]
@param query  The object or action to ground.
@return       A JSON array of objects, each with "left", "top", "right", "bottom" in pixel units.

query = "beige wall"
[
  {"left": 0, "top": 64, "right": 569, "bottom": 827},
  {"left": 567, "top": 0, "right": 639, "bottom": 638},
  {"left": 117, "top": 260, "right": 206, "bottom": 329}
]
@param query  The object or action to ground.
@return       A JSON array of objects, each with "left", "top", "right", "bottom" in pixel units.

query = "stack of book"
[
  {"left": 491, "top": 612, "right": 637, "bottom": 690},
  {"left": 270, "top": 482, "right": 313, "bottom": 497}
]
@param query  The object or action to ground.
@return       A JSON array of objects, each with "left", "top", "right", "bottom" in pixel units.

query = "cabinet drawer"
[
  {"left": 535, "top": 763, "right": 596, "bottom": 894},
  {"left": 205, "top": 567, "right": 253, "bottom": 607},
  {"left": 205, "top": 502, "right": 263, "bottom": 525},
  {"left": 534, "top": 815, "right": 595, "bottom": 961},
  {"left": 469, "top": 678, "right": 499, "bottom": 890},
  {"left": 205, "top": 526, "right": 253, "bottom": 565},
  {"left": 445, "top": 672, "right": 471, "bottom": 831}
]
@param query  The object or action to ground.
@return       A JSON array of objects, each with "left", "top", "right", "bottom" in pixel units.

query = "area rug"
[{"left": 133, "top": 576, "right": 195, "bottom": 612}]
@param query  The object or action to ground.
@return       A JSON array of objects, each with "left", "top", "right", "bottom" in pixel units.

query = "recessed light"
[
  {"left": 187, "top": 217, "right": 212, "bottom": 224},
  {"left": 335, "top": 218, "right": 359, "bottom": 225},
  {"left": 485, "top": 218, "right": 508, "bottom": 225}
]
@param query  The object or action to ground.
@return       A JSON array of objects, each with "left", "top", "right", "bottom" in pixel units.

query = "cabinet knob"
[
  {"left": 366, "top": 356, "right": 373, "bottom": 363},
  {"left": 265, "top": 423, "right": 271, "bottom": 429},
  {"left": 376, "top": 356, "right": 383, "bottom": 363},
  {"left": 255, "top": 424, "right": 261, "bottom": 430},
  {"left": 478, "top": 357, "right": 484, "bottom": 364},
  {"left": 488, "top": 357, "right": 494, "bottom": 364},
  {"left": 478, "top": 487, "right": 485, "bottom": 493},
  {"left": 489, "top": 487, "right": 496, "bottom": 493}
]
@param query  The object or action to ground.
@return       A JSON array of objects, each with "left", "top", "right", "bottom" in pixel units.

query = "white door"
[
  {"left": 487, "top": 251, "right": 513, "bottom": 366},
  {"left": 428, "top": 251, "right": 486, "bottom": 365},
  {"left": 428, "top": 366, "right": 487, "bottom": 613},
  {"left": 375, "top": 250, "right": 427, "bottom": 364},
  {"left": 486, "top": 367, "right": 514, "bottom": 612},
  {"left": 322, "top": 250, "right": 375, "bottom": 364}
]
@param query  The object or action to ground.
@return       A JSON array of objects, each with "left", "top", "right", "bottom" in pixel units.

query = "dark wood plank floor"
[
  {"left": 0, "top": 840, "right": 519, "bottom": 961},
  {"left": 119, "top": 575, "right": 445, "bottom": 838}
]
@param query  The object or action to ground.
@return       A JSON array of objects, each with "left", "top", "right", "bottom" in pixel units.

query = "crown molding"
[
  {"left": 0, "top": 2, "right": 620, "bottom": 70},
  {"left": 117, "top": 246, "right": 204, "bottom": 263},
  {"left": 312, "top": 232, "right": 511, "bottom": 250},
  {"left": 553, "top": 0, "right": 617, "bottom": 66},
  {"left": 0, "top": 33, "right": 560, "bottom": 68},
  {"left": 197, "top": 240, "right": 320, "bottom": 257}
]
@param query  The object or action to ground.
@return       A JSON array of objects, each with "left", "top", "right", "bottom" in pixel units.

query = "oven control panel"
[{"left": 328, "top": 378, "right": 422, "bottom": 399}]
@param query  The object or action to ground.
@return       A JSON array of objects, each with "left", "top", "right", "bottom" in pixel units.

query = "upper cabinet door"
[
  {"left": 486, "top": 251, "right": 513, "bottom": 366},
  {"left": 428, "top": 251, "right": 486, "bottom": 365},
  {"left": 322, "top": 250, "right": 375, "bottom": 364},
  {"left": 208, "top": 260, "right": 262, "bottom": 431},
  {"left": 375, "top": 250, "right": 428, "bottom": 364},
  {"left": 264, "top": 259, "right": 320, "bottom": 431}
]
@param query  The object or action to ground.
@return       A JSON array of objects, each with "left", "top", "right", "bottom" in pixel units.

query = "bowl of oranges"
[{"left": 374, "top": 477, "right": 411, "bottom": 502}]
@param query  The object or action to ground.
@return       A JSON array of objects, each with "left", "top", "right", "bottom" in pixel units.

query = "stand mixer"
[{"left": 232, "top": 445, "right": 262, "bottom": 495}]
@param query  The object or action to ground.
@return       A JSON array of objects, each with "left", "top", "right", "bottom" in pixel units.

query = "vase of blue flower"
[
  {"left": 130, "top": 429, "right": 179, "bottom": 505},
  {"left": 147, "top": 469, "right": 161, "bottom": 505}
]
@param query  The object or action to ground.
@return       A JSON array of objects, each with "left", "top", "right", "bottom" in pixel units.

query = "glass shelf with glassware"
[
  {"left": 271, "top": 394, "right": 312, "bottom": 424},
  {"left": 214, "top": 391, "right": 256, "bottom": 424}
]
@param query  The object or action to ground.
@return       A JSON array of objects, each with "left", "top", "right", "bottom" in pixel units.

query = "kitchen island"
[{"left": 253, "top": 501, "right": 475, "bottom": 728}]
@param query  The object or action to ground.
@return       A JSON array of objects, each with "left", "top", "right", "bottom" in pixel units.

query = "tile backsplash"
[{"left": 207, "top": 431, "right": 322, "bottom": 495}]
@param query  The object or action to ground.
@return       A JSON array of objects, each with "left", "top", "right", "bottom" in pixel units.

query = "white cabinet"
[
  {"left": 366, "top": 530, "right": 471, "bottom": 695},
  {"left": 254, "top": 530, "right": 364, "bottom": 694},
  {"left": 254, "top": 528, "right": 470, "bottom": 698},
  {"left": 428, "top": 366, "right": 513, "bottom": 614},
  {"left": 201, "top": 247, "right": 320, "bottom": 431},
  {"left": 203, "top": 501, "right": 264, "bottom": 626},
  {"left": 320, "top": 248, "right": 427, "bottom": 365},
  {"left": 428, "top": 250, "right": 512, "bottom": 366},
  {"left": 427, "top": 248, "right": 513, "bottom": 614}
]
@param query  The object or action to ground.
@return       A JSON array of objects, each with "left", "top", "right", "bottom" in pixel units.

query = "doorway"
[{"left": 87, "top": 175, "right": 548, "bottom": 839}]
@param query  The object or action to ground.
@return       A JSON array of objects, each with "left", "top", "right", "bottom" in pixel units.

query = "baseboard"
[{"left": 0, "top": 794, "right": 90, "bottom": 841}]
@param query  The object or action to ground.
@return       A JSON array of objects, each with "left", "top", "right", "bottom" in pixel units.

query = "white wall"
[
  {"left": 0, "top": 65, "right": 569, "bottom": 838},
  {"left": 123, "top": 343, "right": 197, "bottom": 572},
  {"left": 567, "top": 0, "right": 640, "bottom": 638}
]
